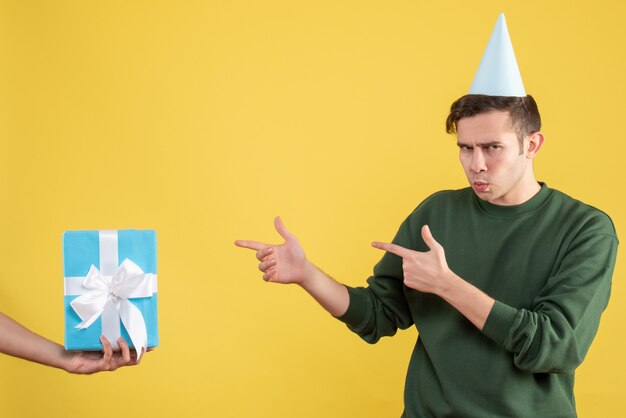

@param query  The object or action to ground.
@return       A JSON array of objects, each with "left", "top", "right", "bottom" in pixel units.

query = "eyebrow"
[{"left": 457, "top": 141, "right": 503, "bottom": 148}]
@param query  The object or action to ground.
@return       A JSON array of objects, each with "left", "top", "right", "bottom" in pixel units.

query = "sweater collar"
[{"left": 473, "top": 182, "right": 552, "bottom": 218}]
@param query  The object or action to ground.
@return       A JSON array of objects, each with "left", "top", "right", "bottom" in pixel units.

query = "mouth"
[{"left": 473, "top": 181, "right": 489, "bottom": 193}]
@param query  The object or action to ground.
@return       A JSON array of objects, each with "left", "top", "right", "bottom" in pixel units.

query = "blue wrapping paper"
[{"left": 63, "top": 229, "right": 159, "bottom": 351}]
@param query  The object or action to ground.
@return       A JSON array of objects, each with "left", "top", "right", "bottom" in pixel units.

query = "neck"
[{"left": 497, "top": 168, "right": 540, "bottom": 205}]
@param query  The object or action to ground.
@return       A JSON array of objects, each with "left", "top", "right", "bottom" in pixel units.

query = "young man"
[{"left": 236, "top": 14, "right": 618, "bottom": 417}]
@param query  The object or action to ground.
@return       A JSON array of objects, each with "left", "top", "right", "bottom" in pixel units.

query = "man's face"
[{"left": 456, "top": 110, "right": 536, "bottom": 206}]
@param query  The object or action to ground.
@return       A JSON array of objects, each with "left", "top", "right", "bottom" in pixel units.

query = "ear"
[{"left": 525, "top": 131, "right": 544, "bottom": 159}]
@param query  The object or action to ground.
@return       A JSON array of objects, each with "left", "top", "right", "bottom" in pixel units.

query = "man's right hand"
[
  {"left": 235, "top": 217, "right": 311, "bottom": 285},
  {"left": 235, "top": 217, "right": 350, "bottom": 317}
]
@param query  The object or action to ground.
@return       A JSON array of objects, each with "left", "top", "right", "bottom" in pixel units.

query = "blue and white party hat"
[{"left": 469, "top": 13, "right": 526, "bottom": 97}]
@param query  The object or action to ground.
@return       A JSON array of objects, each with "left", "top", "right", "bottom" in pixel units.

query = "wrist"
[
  {"left": 33, "top": 341, "right": 73, "bottom": 372},
  {"left": 55, "top": 345, "right": 74, "bottom": 372},
  {"left": 436, "top": 269, "right": 461, "bottom": 299},
  {"left": 298, "top": 260, "right": 318, "bottom": 289},
  {"left": 439, "top": 271, "right": 496, "bottom": 331}
]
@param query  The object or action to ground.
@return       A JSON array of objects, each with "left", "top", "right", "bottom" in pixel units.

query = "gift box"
[{"left": 63, "top": 230, "right": 159, "bottom": 354}]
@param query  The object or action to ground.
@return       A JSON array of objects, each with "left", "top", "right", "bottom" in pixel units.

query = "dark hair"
[{"left": 445, "top": 95, "right": 541, "bottom": 146}]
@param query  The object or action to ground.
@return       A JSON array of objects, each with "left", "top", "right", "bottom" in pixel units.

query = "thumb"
[
  {"left": 421, "top": 225, "right": 441, "bottom": 251},
  {"left": 274, "top": 216, "right": 295, "bottom": 241}
]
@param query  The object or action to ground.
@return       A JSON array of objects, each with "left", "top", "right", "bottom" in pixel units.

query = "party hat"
[{"left": 469, "top": 13, "right": 526, "bottom": 96}]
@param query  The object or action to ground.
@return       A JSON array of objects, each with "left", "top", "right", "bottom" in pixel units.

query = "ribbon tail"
[
  {"left": 118, "top": 299, "right": 148, "bottom": 360},
  {"left": 70, "top": 293, "right": 107, "bottom": 329},
  {"left": 74, "top": 311, "right": 103, "bottom": 329}
]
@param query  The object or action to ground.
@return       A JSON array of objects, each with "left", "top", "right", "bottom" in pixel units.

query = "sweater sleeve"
[
  {"left": 482, "top": 222, "right": 618, "bottom": 374},
  {"left": 336, "top": 216, "right": 418, "bottom": 344}
]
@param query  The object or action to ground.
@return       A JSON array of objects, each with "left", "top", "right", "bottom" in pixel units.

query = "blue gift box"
[{"left": 63, "top": 229, "right": 159, "bottom": 351}]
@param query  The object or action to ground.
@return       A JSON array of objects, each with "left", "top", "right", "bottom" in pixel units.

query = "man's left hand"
[{"left": 372, "top": 225, "right": 453, "bottom": 295}]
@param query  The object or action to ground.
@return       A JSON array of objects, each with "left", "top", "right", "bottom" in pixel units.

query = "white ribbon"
[{"left": 70, "top": 259, "right": 154, "bottom": 359}]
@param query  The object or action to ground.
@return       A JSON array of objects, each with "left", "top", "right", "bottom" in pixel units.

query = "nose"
[{"left": 470, "top": 149, "right": 487, "bottom": 174}]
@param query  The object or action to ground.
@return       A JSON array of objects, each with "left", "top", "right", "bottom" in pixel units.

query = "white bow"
[{"left": 70, "top": 259, "right": 154, "bottom": 359}]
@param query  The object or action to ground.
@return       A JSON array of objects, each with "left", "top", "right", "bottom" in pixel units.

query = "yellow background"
[{"left": 1, "top": 1, "right": 624, "bottom": 417}]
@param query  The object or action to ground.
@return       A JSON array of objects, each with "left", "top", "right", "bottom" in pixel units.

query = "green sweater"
[{"left": 339, "top": 184, "right": 618, "bottom": 418}]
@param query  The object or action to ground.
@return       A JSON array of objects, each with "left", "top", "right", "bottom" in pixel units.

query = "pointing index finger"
[
  {"left": 234, "top": 240, "right": 269, "bottom": 251},
  {"left": 371, "top": 241, "right": 413, "bottom": 258}
]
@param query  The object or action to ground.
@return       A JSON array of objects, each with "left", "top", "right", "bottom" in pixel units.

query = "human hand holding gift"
[
  {"left": 1, "top": 229, "right": 157, "bottom": 373},
  {"left": 64, "top": 336, "right": 145, "bottom": 374},
  {"left": 0, "top": 312, "right": 145, "bottom": 374}
]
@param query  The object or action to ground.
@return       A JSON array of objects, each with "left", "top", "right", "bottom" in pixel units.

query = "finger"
[
  {"left": 274, "top": 216, "right": 295, "bottom": 242},
  {"left": 371, "top": 241, "right": 413, "bottom": 258},
  {"left": 256, "top": 246, "right": 273, "bottom": 261},
  {"left": 117, "top": 338, "right": 132, "bottom": 365},
  {"left": 258, "top": 258, "right": 276, "bottom": 272},
  {"left": 100, "top": 336, "right": 113, "bottom": 370},
  {"left": 235, "top": 240, "right": 268, "bottom": 251},
  {"left": 421, "top": 225, "right": 442, "bottom": 251},
  {"left": 263, "top": 267, "right": 277, "bottom": 281}
]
